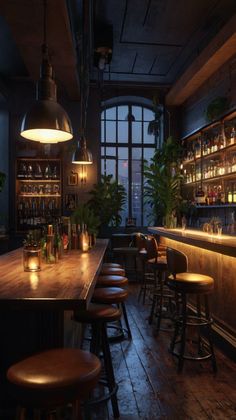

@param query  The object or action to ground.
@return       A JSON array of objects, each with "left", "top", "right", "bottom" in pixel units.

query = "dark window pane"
[
  {"left": 105, "top": 147, "right": 116, "bottom": 157},
  {"left": 118, "top": 106, "right": 128, "bottom": 120},
  {"left": 132, "top": 121, "right": 142, "bottom": 143},
  {"left": 101, "top": 121, "right": 105, "bottom": 142},
  {"left": 132, "top": 106, "right": 142, "bottom": 121},
  {"left": 118, "top": 160, "right": 128, "bottom": 226},
  {"left": 143, "top": 108, "right": 154, "bottom": 121},
  {"left": 118, "top": 147, "right": 128, "bottom": 159},
  {"left": 131, "top": 159, "right": 142, "bottom": 226},
  {"left": 144, "top": 122, "right": 155, "bottom": 144},
  {"left": 132, "top": 147, "right": 142, "bottom": 159},
  {"left": 118, "top": 121, "right": 128, "bottom": 142},
  {"left": 144, "top": 148, "right": 155, "bottom": 162},
  {"left": 106, "top": 121, "right": 116, "bottom": 142},
  {"left": 105, "top": 159, "right": 116, "bottom": 178},
  {"left": 106, "top": 107, "right": 116, "bottom": 120}
]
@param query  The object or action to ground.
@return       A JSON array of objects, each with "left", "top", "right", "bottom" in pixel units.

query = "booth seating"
[
  {"left": 7, "top": 348, "right": 101, "bottom": 420},
  {"left": 167, "top": 247, "right": 217, "bottom": 373}
]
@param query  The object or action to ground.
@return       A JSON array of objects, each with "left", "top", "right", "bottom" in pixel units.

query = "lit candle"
[{"left": 23, "top": 249, "right": 41, "bottom": 272}]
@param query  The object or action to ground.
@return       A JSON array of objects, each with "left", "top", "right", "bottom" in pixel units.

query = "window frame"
[{"left": 100, "top": 101, "right": 162, "bottom": 226}]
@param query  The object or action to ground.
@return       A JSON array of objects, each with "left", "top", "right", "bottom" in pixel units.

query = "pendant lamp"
[
  {"left": 72, "top": 136, "right": 93, "bottom": 164},
  {"left": 20, "top": 1, "right": 73, "bottom": 143}
]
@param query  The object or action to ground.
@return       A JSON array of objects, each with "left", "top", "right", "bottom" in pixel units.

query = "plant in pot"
[
  {"left": 88, "top": 174, "right": 126, "bottom": 234},
  {"left": 144, "top": 136, "right": 183, "bottom": 228}
]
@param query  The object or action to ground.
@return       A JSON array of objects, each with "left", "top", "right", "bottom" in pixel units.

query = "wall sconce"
[{"left": 23, "top": 247, "right": 41, "bottom": 272}]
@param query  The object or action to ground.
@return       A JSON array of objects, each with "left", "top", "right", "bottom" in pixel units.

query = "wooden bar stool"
[
  {"left": 74, "top": 303, "right": 121, "bottom": 419},
  {"left": 96, "top": 274, "right": 128, "bottom": 288},
  {"left": 167, "top": 247, "right": 217, "bottom": 373},
  {"left": 102, "top": 263, "right": 123, "bottom": 269},
  {"left": 7, "top": 348, "right": 101, "bottom": 420},
  {"left": 92, "top": 287, "right": 132, "bottom": 340},
  {"left": 100, "top": 266, "right": 125, "bottom": 277}
]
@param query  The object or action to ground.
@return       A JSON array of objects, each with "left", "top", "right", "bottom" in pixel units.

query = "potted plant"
[
  {"left": 88, "top": 174, "right": 126, "bottom": 234},
  {"left": 205, "top": 97, "right": 229, "bottom": 122},
  {"left": 144, "top": 136, "right": 183, "bottom": 228}
]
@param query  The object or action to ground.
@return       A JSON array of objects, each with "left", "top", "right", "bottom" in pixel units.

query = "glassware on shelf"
[
  {"left": 44, "top": 164, "right": 52, "bottom": 179},
  {"left": 35, "top": 163, "right": 43, "bottom": 178},
  {"left": 52, "top": 166, "right": 58, "bottom": 179},
  {"left": 27, "top": 163, "right": 33, "bottom": 179}
]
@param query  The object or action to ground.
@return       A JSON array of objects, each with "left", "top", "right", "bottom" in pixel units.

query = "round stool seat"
[
  {"left": 100, "top": 267, "right": 125, "bottom": 276},
  {"left": 102, "top": 263, "right": 122, "bottom": 269},
  {"left": 92, "top": 287, "right": 128, "bottom": 304},
  {"left": 168, "top": 272, "right": 214, "bottom": 294},
  {"left": 74, "top": 303, "right": 121, "bottom": 324},
  {"left": 7, "top": 348, "right": 101, "bottom": 409},
  {"left": 97, "top": 275, "right": 128, "bottom": 287}
]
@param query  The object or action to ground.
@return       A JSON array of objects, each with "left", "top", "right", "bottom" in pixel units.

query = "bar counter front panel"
[
  {"left": 148, "top": 228, "right": 236, "bottom": 354},
  {"left": 0, "top": 239, "right": 108, "bottom": 409}
]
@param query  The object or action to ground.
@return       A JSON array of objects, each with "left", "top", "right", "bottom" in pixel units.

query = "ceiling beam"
[
  {"left": 0, "top": 0, "right": 79, "bottom": 100},
  {"left": 166, "top": 14, "right": 236, "bottom": 106}
]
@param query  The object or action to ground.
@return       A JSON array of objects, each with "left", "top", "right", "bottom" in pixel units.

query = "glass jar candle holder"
[{"left": 23, "top": 247, "right": 41, "bottom": 272}]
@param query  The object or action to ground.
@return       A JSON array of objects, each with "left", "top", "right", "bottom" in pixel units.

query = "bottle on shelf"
[
  {"left": 226, "top": 185, "right": 233, "bottom": 204},
  {"left": 233, "top": 183, "right": 236, "bottom": 204}
]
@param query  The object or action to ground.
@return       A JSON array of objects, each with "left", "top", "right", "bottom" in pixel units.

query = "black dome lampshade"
[
  {"left": 72, "top": 136, "right": 93, "bottom": 165},
  {"left": 20, "top": 1, "right": 73, "bottom": 144}
]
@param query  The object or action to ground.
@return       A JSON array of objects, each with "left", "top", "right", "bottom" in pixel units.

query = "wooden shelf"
[
  {"left": 17, "top": 179, "right": 60, "bottom": 182},
  {"left": 195, "top": 204, "right": 236, "bottom": 209},
  {"left": 184, "top": 170, "right": 236, "bottom": 186},
  {"left": 183, "top": 142, "right": 236, "bottom": 166},
  {"left": 19, "top": 194, "right": 61, "bottom": 198}
]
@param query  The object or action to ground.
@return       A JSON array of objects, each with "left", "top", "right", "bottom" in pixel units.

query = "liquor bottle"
[
  {"left": 35, "top": 163, "right": 43, "bottom": 179},
  {"left": 46, "top": 224, "right": 55, "bottom": 263},
  {"left": 227, "top": 185, "right": 233, "bottom": 204},
  {"left": 195, "top": 187, "right": 205, "bottom": 205},
  {"left": 71, "top": 223, "right": 78, "bottom": 249},
  {"left": 233, "top": 184, "right": 236, "bottom": 204}
]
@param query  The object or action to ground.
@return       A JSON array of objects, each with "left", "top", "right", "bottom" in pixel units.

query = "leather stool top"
[
  {"left": 7, "top": 348, "right": 101, "bottom": 408},
  {"left": 102, "top": 263, "right": 122, "bottom": 269},
  {"left": 100, "top": 267, "right": 125, "bottom": 276},
  {"left": 168, "top": 272, "right": 214, "bottom": 294},
  {"left": 92, "top": 287, "right": 129, "bottom": 304},
  {"left": 97, "top": 275, "right": 128, "bottom": 287},
  {"left": 74, "top": 303, "right": 121, "bottom": 324}
]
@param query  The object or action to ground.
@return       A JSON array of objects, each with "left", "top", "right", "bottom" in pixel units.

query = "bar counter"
[
  {"left": 148, "top": 227, "right": 236, "bottom": 357},
  {"left": 0, "top": 238, "right": 108, "bottom": 310}
]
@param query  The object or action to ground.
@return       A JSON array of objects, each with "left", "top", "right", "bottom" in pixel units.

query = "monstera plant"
[
  {"left": 88, "top": 174, "right": 126, "bottom": 228},
  {"left": 144, "top": 136, "right": 183, "bottom": 228}
]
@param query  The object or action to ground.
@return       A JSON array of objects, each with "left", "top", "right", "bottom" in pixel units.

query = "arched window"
[{"left": 100, "top": 99, "right": 163, "bottom": 226}]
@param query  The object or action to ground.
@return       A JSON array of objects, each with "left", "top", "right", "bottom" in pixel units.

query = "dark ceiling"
[
  {"left": 92, "top": 0, "right": 236, "bottom": 85},
  {"left": 0, "top": 0, "right": 235, "bottom": 102}
]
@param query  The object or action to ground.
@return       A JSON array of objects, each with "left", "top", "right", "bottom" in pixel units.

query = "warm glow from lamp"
[{"left": 21, "top": 128, "right": 72, "bottom": 143}]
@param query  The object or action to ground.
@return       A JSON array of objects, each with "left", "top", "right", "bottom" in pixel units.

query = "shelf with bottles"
[
  {"left": 191, "top": 180, "right": 236, "bottom": 207},
  {"left": 16, "top": 158, "right": 61, "bottom": 180},
  {"left": 182, "top": 111, "right": 236, "bottom": 166},
  {"left": 16, "top": 158, "right": 62, "bottom": 232},
  {"left": 184, "top": 170, "right": 236, "bottom": 186}
]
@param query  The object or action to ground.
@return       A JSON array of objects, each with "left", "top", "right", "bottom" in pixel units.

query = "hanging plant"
[
  {"left": 205, "top": 96, "right": 229, "bottom": 121},
  {"left": 148, "top": 96, "right": 163, "bottom": 137}
]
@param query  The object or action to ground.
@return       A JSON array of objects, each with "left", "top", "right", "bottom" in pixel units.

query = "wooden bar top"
[
  {"left": 0, "top": 239, "right": 108, "bottom": 310},
  {"left": 148, "top": 227, "right": 236, "bottom": 257}
]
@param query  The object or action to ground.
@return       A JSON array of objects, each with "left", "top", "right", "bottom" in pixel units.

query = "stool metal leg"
[
  {"left": 178, "top": 293, "right": 187, "bottom": 373},
  {"left": 101, "top": 324, "right": 120, "bottom": 419},
  {"left": 204, "top": 295, "right": 217, "bottom": 373},
  {"left": 121, "top": 301, "right": 132, "bottom": 339}
]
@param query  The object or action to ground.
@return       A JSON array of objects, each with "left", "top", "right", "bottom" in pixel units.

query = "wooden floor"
[{"left": 93, "top": 282, "right": 236, "bottom": 420}]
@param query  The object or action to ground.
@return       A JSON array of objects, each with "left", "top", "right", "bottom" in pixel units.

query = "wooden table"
[{"left": 0, "top": 239, "right": 108, "bottom": 409}]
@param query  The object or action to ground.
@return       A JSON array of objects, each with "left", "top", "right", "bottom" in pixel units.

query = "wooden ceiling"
[{"left": 0, "top": 0, "right": 235, "bottom": 104}]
